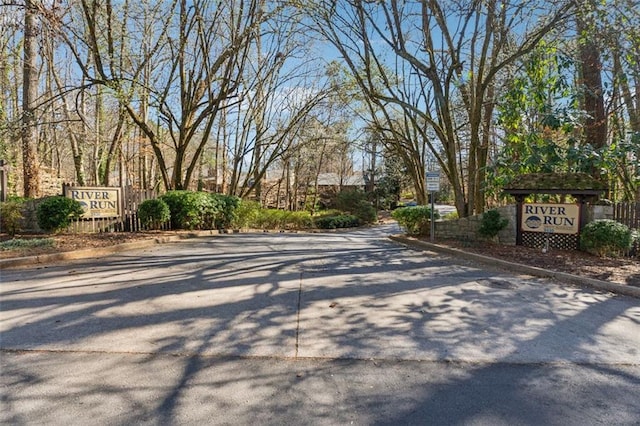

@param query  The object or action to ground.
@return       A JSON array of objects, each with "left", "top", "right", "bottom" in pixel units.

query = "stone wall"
[
  {"left": 434, "top": 204, "right": 614, "bottom": 245},
  {"left": 587, "top": 205, "right": 614, "bottom": 222},
  {"left": 435, "top": 205, "right": 517, "bottom": 245}
]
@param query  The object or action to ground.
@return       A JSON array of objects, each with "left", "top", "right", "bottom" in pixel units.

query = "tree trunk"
[
  {"left": 21, "top": 0, "right": 40, "bottom": 198},
  {"left": 577, "top": 13, "right": 607, "bottom": 154}
]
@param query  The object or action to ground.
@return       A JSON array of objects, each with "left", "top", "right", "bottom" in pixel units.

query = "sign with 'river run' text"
[
  {"left": 64, "top": 186, "right": 121, "bottom": 218},
  {"left": 521, "top": 203, "right": 580, "bottom": 234}
]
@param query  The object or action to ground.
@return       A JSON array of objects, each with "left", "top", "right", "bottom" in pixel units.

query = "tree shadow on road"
[{"left": 1, "top": 229, "right": 639, "bottom": 424}]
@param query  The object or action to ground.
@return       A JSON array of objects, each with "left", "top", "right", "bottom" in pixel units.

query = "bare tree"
[
  {"left": 306, "top": 0, "right": 574, "bottom": 216},
  {"left": 221, "top": 5, "right": 331, "bottom": 200},
  {"left": 0, "top": 7, "right": 23, "bottom": 194},
  {"left": 64, "top": 0, "right": 280, "bottom": 191}
]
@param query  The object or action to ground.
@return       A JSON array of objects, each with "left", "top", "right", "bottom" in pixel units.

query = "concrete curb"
[
  {"left": 0, "top": 231, "right": 219, "bottom": 269},
  {"left": 389, "top": 235, "right": 640, "bottom": 299},
  {"left": 3, "top": 231, "right": 638, "bottom": 300},
  {"left": 0, "top": 228, "right": 318, "bottom": 270},
  {"left": 0, "top": 228, "right": 336, "bottom": 270}
]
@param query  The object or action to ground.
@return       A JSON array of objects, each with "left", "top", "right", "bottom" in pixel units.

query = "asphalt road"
[{"left": 1, "top": 224, "right": 639, "bottom": 425}]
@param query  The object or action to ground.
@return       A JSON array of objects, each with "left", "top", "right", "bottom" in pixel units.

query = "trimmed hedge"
[
  {"left": 251, "top": 208, "right": 313, "bottom": 230},
  {"left": 159, "top": 191, "right": 240, "bottom": 230},
  {"left": 580, "top": 219, "right": 633, "bottom": 257},
  {"left": 36, "top": 196, "right": 84, "bottom": 233},
  {"left": 314, "top": 214, "right": 360, "bottom": 229},
  {"left": 138, "top": 198, "right": 170, "bottom": 230},
  {"left": 391, "top": 205, "right": 439, "bottom": 235}
]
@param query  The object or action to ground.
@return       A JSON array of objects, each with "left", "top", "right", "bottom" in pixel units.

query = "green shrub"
[
  {"left": 211, "top": 194, "right": 240, "bottom": 229},
  {"left": 478, "top": 209, "right": 509, "bottom": 239},
  {"left": 138, "top": 198, "right": 170, "bottom": 230},
  {"left": 335, "top": 190, "right": 377, "bottom": 224},
  {"left": 160, "top": 191, "right": 195, "bottom": 229},
  {"left": 0, "top": 199, "right": 26, "bottom": 236},
  {"left": 314, "top": 209, "right": 342, "bottom": 218},
  {"left": 36, "top": 196, "right": 85, "bottom": 233},
  {"left": 286, "top": 210, "right": 313, "bottom": 229},
  {"left": 314, "top": 214, "right": 360, "bottom": 229},
  {"left": 231, "top": 200, "right": 262, "bottom": 229},
  {"left": 580, "top": 219, "right": 633, "bottom": 257},
  {"left": 231, "top": 202, "right": 313, "bottom": 230},
  {"left": 160, "top": 190, "right": 226, "bottom": 230},
  {"left": 391, "top": 206, "right": 439, "bottom": 235},
  {"left": 254, "top": 208, "right": 290, "bottom": 229},
  {"left": 442, "top": 211, "right": 459, "bottom": 220}
]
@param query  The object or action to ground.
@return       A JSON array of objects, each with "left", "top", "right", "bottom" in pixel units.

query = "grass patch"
[{"left": 0, "top": 238, "right": 55, "bottom": 251}]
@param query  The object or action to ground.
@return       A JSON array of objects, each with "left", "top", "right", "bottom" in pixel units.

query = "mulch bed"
[{"left": 424, "top": 237, "right": 639, "bottom": 287}]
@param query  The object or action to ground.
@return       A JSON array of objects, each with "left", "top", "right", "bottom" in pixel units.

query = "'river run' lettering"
[
  {"left": 88, "top": 200, "right": 117, "bottom": 209},
  {"left": 542, "top": 216, "right": 574, "bottom": 226},
  {"left": 524, "top": 205, "right": 567, "bottom": 216},
  {"left": 70, "top": 190, "right": 111, "bottom": 200}
]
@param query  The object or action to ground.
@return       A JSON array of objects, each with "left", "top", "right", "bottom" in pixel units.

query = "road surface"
[{"left": 2, "top": 225, "right": 639, "bottom": 424}]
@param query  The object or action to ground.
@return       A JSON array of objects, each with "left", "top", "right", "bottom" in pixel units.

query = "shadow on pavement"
[{"left": 1, "top": 226, "right": 639, "bottom": 424}]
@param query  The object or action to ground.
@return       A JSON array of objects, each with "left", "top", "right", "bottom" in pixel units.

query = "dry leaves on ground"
[{"left": 427, "top": 238, "right": 639, "bottom": 287}]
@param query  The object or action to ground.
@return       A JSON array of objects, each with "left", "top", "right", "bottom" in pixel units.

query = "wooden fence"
[{"left": 614, "top": 201, "right": 640, "bottom": 230}]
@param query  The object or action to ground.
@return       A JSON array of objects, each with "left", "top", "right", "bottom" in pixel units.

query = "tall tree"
[
  {"left": 0, "top": 8, "right": 23, "bottom": 192},
  {"left": 221, "top": 5, "right": 330, "bottom": 200},
  {"left": 66, "top": 0, "right": 273, "bottom": 191},
  {"left": 21, "top": 0, "right": 40, "bottom": 197},
  {"left": 593, "top": 0, "right": 639, "bottom": 199},
  {"left": 576, "top": 0, "right": 607, "bottom": 172},
  {"left": 306, "top": 0, "right": 574, "bottom": 216}
]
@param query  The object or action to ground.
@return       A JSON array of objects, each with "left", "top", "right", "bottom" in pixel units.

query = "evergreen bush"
[
  {"left": 36, "top": 196, "right": 84, "bottom": 233},
  {"left": 314, "top": 214, "right": 360, "bottom": 229},
  {"left": 335, "top": 190, "right": 377, "bottom": 224},
  {"left": 137, "top": 198, "right": 170, "bottom": 230},
  {"left": 231, "top": 200, "right": 262, "bottom": 229},
  {"left": 391, "top": 206, "right": 439, "bottom": 235},
  {"left": 0, "top": 198, "right": 26, "bottom": 236},
  {"left": 160, "top": 191, "right": 216, "bottom": 230},
  {"left": 580, "top": 219, "right": 632, "bottom": 257},
  {"left": 478, "top": 209, "right": 509, "bottom": 239},
  {"left": 210, "top": 194, "right": 240, "bottom": 229},
  {"left": 159, "top": 191, "right": 241, "bottom": 230}
]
